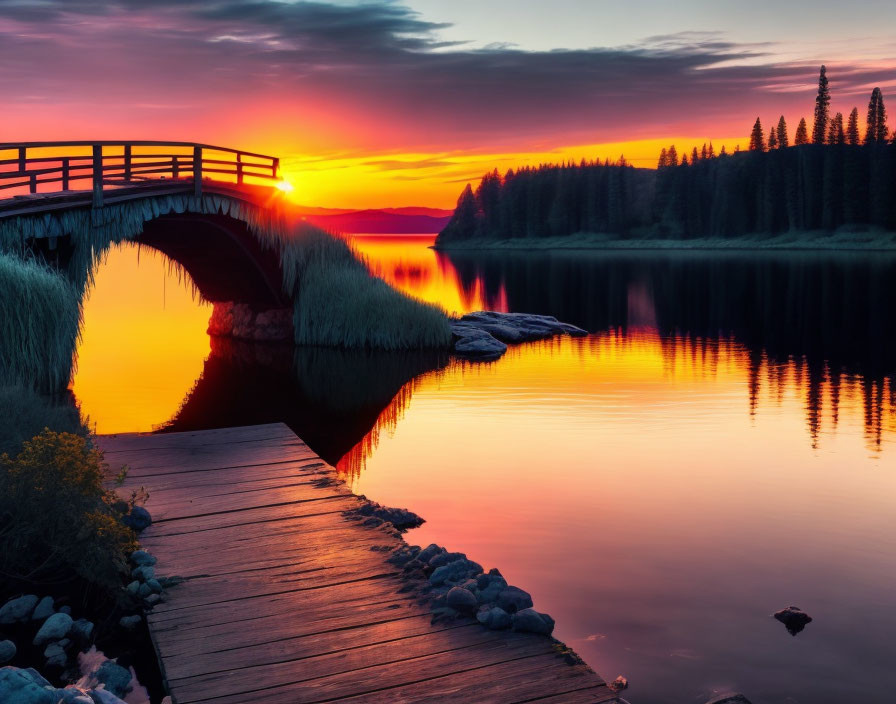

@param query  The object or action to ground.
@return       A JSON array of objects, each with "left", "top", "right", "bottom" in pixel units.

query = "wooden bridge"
[
  {"left": 100, "top": 423, "right": 620, "bottom": 704},
  {"left": 0, "top": 140, "right": 283, "bottom": 218}
]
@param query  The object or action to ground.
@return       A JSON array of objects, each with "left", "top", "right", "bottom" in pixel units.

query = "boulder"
[
  {"left": 511, "top": 608, "right": 555, "bottom": 635},
  {"left": 31, "top": 597, "right": 55, "bottom": 622},
  {"left": 0, "top": 595, "right": 39, "bottom": 624},
  {"left": 54, "top": 687, "right": 95, "bottom": 704},
  {"left": 428, "top": 552, "right": 466, "bottom": 568},
  {"left": 446, "top": 587, "right": 478, "bottom": 612},
  {"left": 146, "top": 579, "right": 162, "bottom": 594},
  {"left": 144, "top": 594, "right": 161, "bottom": 607},
  {"left": 0, "top": 667, "right": 56, "bottom": 704},
  {"left": 43, "top": 643, "right": 65, "bottom": 660},
  {"left": 33, "top": 613, "right": 73, "bottom": 646},
  {"left": 93, "top": 660, "right": 131, "bottom": 698},
  {"left": 476, "top": 574, "right": 508, "bottom": 604},
  {"left": 774, "top": 606, "right": 812, "bottom": 635},
  {"left": 88, "top": 689, "right": 128, "bottom": 704},
  {"left": 417, "top": 544, "right": 444, "bottom": 564},
  {"left": 129, "top": 550, "right": 156, "bottom": 567},
  {"left": 476, "top": 606, "right": 511, "bottom": 630},
  {"left": 496, "top": 586, "right": 533, "bottom": 614},
  {"left": 125, "top": 581, "right": 140, "bottom": 596},
  {"left": 0, "top": 640, "right": 16, "bottom": 664},
  {"left": 122, "top": 506, "right": 152, "bottom": 532},
  {"left": 429, "top": 558, "right": 483, "bottom": 586},
  {"left": 354, "top": 502, "right": 424, "bottom": 531}
]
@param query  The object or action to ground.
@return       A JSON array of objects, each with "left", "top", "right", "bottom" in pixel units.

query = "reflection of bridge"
[{"left": 0, "top": 141, "right": 293, "bottom": 307}]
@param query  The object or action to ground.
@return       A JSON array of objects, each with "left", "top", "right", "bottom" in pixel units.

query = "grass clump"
[
  {"left": 0, "top": 384, "right": 88, "bottom": 457},
  {"left": 0, "top": 253, "right": 82, "bottom": 392},
  {"left": 0, "top": 429, "right": 136, "bottom": 593},
  {"left": 280, "top": 225, "right": 451, "bottom": 350}
]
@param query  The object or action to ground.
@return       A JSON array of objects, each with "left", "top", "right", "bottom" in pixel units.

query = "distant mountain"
[{"left": 302, "top": 207, "right": 453, "bottom": 234}]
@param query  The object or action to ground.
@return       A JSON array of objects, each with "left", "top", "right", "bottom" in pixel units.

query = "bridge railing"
[{"left": 0, "top": 141, "right": 281, "bottom": 207}]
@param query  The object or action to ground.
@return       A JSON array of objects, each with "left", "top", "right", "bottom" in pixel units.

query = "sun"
[{"left": 276, "top": 180, "right": 294, "bottom": 193}]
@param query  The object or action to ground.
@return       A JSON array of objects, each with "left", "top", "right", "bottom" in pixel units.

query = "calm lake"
[{"left": 73, "top": 235, "right": 895, "bottom": 704}]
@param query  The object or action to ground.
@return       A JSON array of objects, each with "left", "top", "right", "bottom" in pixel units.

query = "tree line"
[{"left": 438, "top": 66, "right": 896, "bottom": 243}]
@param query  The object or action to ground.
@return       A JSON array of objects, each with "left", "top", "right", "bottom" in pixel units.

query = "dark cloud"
[{"left": 1, "top": 1, "right": 891, "bottom": 150}]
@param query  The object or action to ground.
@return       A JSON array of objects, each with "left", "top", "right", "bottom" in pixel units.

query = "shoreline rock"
[
  {"left": 450, "top": 311, "right": 587, "bottom": 361},
  {"left": 774, "top": 605, "right": 812, "bottom": 636}
]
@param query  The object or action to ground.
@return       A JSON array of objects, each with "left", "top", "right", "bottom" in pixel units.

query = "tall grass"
[
  {"left": 0, "top": 253, "right": 82, "bottom": 392},
  {"left": 0, "top": 384, "right": 87, "bottom": 457},
  {"left": 279, "top": 225, "right": 452, "bottom": 349}
]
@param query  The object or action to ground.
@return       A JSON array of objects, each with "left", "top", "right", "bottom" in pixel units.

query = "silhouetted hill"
[{"left": 304, "top": 208, "right": 452, "bottom": 234}]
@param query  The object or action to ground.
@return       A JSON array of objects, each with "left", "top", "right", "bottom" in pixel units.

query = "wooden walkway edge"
[{"left": 99, "top": 423, "right": 617, "bottom": 704}]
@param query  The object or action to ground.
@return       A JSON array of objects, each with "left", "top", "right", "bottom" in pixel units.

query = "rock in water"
[
  {"left": 608, "top": 676, "right": 629, "bottom": 693},
  {"left": 705, "top": 695, "right": 753, "bottom": 704},
  {"left": 774, "top": 606, "right": 812, "bottom": 635},
  {"left": 0, "top": 595, "right": 39, "bottom": 624},
  {"left": 33, "top": 613, "right": 73, "bottom": 646},
  {"left": 496, "top": 586, "right": 533, "bottom": 613},
  {"left": 511, "top": 608, "right": 555, "bottom": 635},
  {"left": 0, "top": 640, "right": 16, "bottom": 664}
]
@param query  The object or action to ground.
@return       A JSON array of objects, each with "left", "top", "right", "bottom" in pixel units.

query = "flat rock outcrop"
[{"left": 451, "top": 311, "right": 587, "bottom": 360}]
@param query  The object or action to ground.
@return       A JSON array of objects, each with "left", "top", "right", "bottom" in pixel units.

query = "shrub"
[
  {"left": 0, "top": 384, "right": 88, "bottom": 457},
  {"left": 280, "top": 226, "right": 452, "bottom": 349},
  {"left": 0, "top": 253, "right": 82, "bottom": 392},
  {"left": 0, "top": 430, "right": 136, "bottom": 593}
]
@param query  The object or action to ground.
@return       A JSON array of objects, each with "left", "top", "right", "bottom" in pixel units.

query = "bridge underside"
[{"left": 137, "top": 213, "right": 288, "bottom": 308}]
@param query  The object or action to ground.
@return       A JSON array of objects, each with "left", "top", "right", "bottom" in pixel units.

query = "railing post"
[
  {"left": 92, "top": 144, "right": 103, "bottom": 208},
  {"left": 237, "top": 153, "right": 243, "bottom": 185},
  {"left": 62, "top": 158, "right": 70, "bottom": 191},
  {"left": 272, "top": 157, "right": 280, "bottom": 180},
  {"left": 30, "top": 174, "right": 37, "bottom": 194},
  {"left": 124, "top": 145, "right": 132, "bottom": 182},
  {"left": 194, "top": 146, "right": 202, "bottom": 197},
  {"left": 17, "top": 147, "right": 25, "bottom": 174},
  {"left": 172, "top": 156, "right": 179, "bottom": 179}
]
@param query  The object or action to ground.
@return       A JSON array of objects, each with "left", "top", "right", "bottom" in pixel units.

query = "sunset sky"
[{"left": 3, "top": 0, "right": 895, "bottom": 207}]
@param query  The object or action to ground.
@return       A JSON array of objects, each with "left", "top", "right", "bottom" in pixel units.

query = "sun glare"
[{"left": 276, "top": 180, "right": 294, "bottom": 193}]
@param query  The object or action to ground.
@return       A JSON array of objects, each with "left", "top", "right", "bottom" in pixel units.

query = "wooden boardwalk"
[{"left": 99, "top": 423, "right": 618, "bottom": 704}]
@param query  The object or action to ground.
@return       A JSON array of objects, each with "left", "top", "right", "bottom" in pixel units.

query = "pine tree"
[
  {"left": 749, "top": 118, "right": 765, "bottom": 151},
  {"left": 658, "top": 148, "right": 668, "bottom": 168},
  {"left": 776, "top": 116, "right": 789, "bottom": 148},
  {"left": 719, "top": 145, "right": 727, "bottom": 156},
  {"left": 812, "top": 65, "right": 831, "bottom": 144},
  {"left": 795, "top": 118, "right": 809, "bottom": 145},
  {"left": 708, "top": 142, "right": 715, "bottom": 158},
  {"left": 768, "top": 127, "right": 778, "bottom": 149},
  {"left": 446, "top": 184, "right": 479, "bottom": 240},
  {"left": 667, "top": 145, "right": 678, "bottom": 167},
  {"left": 701, "top": 143, "right": 708, "bottom": 160},
  {"left": 680, "top": 154, "right": 689, "bottom": 166},
  {"left": 827, "top": 112, "right": 845, "bottom": 144},
  {"left": 691, "top": 147, "right": 699, "bottom": 163},
  {"left": 865, "top": 87, "right": 889, "bottom": 144},
  {"left": 846, "top": 107, "right": 860, "bottom": 145}
]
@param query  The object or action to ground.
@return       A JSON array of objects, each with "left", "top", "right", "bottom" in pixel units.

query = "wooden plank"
[{"left": 96, "top": 424, "right": 612, "bottom": 703}]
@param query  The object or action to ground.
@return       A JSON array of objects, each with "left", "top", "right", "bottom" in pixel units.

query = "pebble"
[
  {"left": 446, "top": 587, "right": 478, "bottom": 612},
  {"left": 0, "top": 595, "right": 39, "bottom": 624},
  {"left": 119, "top": 615, "right": 142, "bottom": 631},
  {"left": 126, "top": 581, "right": 140, "bottom": 596},
  {"left": 511, "top": 608, "right": 555, "bottom": 636},
  {"left": 428, "top": 551, "right": 466, "bottom": 568},
  {"left": 429, "top": 558, "right": 483, "bottom": 586},
  {"left": 132, "top": 565, "right": 155, "bottom": 582},
  {"left": 496, "top": 586, "right": 533, "bottom": 613},
  {"left": 0, "top": 640, "right": 16, "bottom": 663},
  {"left": 146, "top": 578, "right": 163, "bottom": 594},
  {"left": 608, "top": 675, "right": 629, "bottom": 693},
  {"left": 33, "top": 613, "right": 73, "bottom": 646},
  {"left": 31, "top": 597, "right": 55, "bottom": 621},
  {"left": 144, "top": 594, "right": 162, "bottom": 607}
]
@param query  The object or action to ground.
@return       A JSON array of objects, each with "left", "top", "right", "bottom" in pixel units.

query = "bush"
[
  {"left": 280, "top": 226, "right": 452, "bottom": 349},
  {"left": 0, "top": 384, "right": 88, "bottom": 457},
  {"left": 0, "top": 253, "right": 82, "bottom": 392},
  {"left": 0, "top": 430, "right": 136, "bottom": 593}
]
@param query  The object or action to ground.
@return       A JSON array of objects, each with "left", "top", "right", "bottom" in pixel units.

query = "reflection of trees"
[
  {"left": 442, "top": 250, "right": 896, "bottom": 450},
  {"left": 161, "top": 338, "right": 448, "bottom": 466}
]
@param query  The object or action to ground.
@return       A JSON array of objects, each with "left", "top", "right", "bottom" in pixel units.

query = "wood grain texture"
[{"left": 99, "top": 423, "right": 614, "bottom": 703}]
